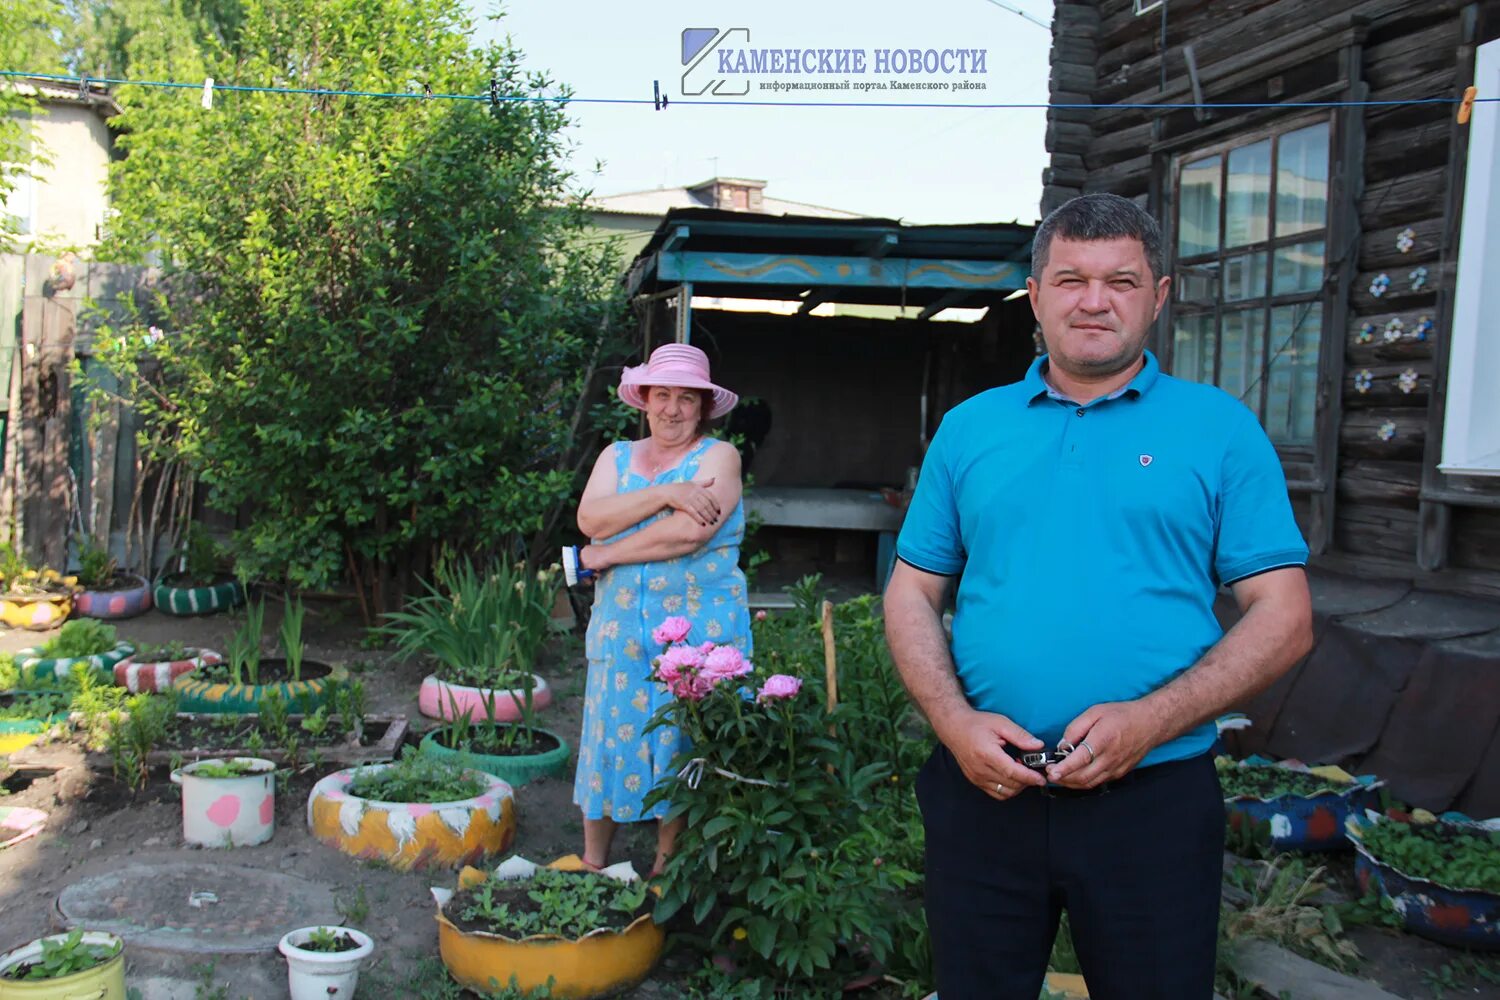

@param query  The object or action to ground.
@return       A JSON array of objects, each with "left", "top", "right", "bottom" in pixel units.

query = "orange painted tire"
[
  {"left": 306, "top": 765, "right": 516, "bottom": 872},
  {"left": 436, "top": 858, "right": 665, "bottom": 1000}
]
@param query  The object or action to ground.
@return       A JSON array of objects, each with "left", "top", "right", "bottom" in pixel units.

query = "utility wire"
[
  {"left": 4, "top": 70, "right": 1493, "bottom": 112},
  {"left": 978, "top": 0, "right": 1052, "bottom": 31}
]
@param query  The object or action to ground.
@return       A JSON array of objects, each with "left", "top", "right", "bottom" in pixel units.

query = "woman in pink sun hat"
[{"left": 563, "top": 343, "right": 752, "bottom": 876}]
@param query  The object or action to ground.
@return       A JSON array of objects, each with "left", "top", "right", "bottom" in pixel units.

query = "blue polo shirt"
[{"left": 897, "top": 351, "right": 1308, "bottom": 766}]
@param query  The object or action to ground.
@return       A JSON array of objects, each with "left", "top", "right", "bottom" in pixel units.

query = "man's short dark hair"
[{"left": 1031, "top": 193, "right": 1165, "bottom": 281}]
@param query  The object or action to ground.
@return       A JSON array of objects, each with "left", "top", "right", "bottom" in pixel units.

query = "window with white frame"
[
  {"left": 1170, "top": 119, "right": 1333, "bottom": 449},
  {"left": 1440, "top": 37, "right": 1500, "bottom": 477}
]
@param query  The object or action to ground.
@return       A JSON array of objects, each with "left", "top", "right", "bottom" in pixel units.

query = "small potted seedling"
[
  {"left": 0, "top": 929, "right": 125, "bottom": 997},
  {"left": 277, "top": 925, "right": 374, "bottom": 1000}
]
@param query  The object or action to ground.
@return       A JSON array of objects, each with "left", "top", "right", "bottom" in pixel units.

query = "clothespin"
[
  {"left": 422, "top": 82, "right": 432, "bottom": 98},
  {"left": 201, "top": 77, "right": 215, "bottom": 110},
  {"left": 489, "top": 78, "right": 500, "bottom": 107},
  {"left": 653, "top": 80, "right": 669, "bottom": 111},
  {"left": 77, "top": 75, "right": 88, "bottom": 99},
  {"left": 1458, "top": 85, "right": 1477, "bottom": 125}
]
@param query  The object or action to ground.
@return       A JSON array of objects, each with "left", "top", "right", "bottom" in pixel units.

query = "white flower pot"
[
  {"left": 277, "top": 926, "right": 374, "bottom": 1000},
  {"left": 170, "top": 757, "right": 276, "bottom": 848}
]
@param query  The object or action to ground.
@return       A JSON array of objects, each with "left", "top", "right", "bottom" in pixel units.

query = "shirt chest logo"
[{"left": 1139, "top": 454, "right": 1154, "bottom": 467}]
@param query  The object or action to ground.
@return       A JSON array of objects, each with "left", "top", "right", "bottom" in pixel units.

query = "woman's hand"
[{"left": 662, "top": 478, "right": 720, "bottom": 526}]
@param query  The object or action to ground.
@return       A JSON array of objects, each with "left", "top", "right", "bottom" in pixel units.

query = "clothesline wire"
[{"left": 2, "top": 69, "right": 1493, "bottom": 112}]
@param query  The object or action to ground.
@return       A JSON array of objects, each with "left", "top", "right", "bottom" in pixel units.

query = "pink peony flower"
[
  {"left": 652, "top": 616, "right": 693, "bottom": 646},
  {"left": 701, "top": 644, "right": 752, "bottom": 681},
  {"left": 656, "top": 644, "right": 705, "bottom": 682},
  {"left": 757, "top": 674, "right": 802, "bottom": 701},
  {"left": 754, "top": 610, "right": 768, "bottom": 621}
]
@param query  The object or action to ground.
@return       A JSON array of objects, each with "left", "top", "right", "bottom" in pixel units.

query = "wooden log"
[
  {"left": 1085, "top": 120, "right": 1154, "bottom": 169},
  {"left": 1052, "top": 2, "right": 1103, "bottom": 33},
  {"left": 1358, "top": 166, "right": 1447, "bottom": 231},
  {"left": 1047, "top": 91, "right": 1096, "bottom": 125},
  {"left": 1345, "top": 306, "right": 1440, "bottom": 361},
  {"left": 1359, "top": 217, "right": 1445, "bottom": 272},
  {"left": 1045, "top": 119, "right": 1093, "bottom": 154},
  {"left": 1043, "top": 165, "right": 1089, "bottom": 189},
  {"left": 1081, "top": 153, "right": 1152, "bottom": 198},
  {"left": 1334, "top": 501, "right": 1420, "bottom": 562},
  {"left": 1364, "top": 118, "right": 1451, "bottom": 186},
  {"left": 1336, "top": 459, "right": 1422, "bottom": 508},
  {"left": 1451, "top": 508, "right": 1500, "bottom": 572},
  {"left": 1364, "top": 67, "right": 1459, "bottom": 131},
  {"left": 1229, "top": 938, "right": 1409, "bottom": 1000},
  {"left": 1340, "top": 408, "right": 1426, "bottom": 461},
  {"left": 1050, "top": 152, "right": 1086, "bottom": 172},
  {"left": 1351, "top": 261, "right": 1449, "bottom": 314},
  {"left": 1049, "top": 60, "right": 1098, "bottom": 95},
  {"left": 1341, "top": 360, "right": 1433, "bottom": 409},
  {"left": 1050, "top": 36, "right": 1100, "bottom": 66},
  {"left": 1364, "top": 20, "right": 1461, "bottom": 92},
  {"left": 1041, "top": 185, "right": 1083, "bottom": 217}
]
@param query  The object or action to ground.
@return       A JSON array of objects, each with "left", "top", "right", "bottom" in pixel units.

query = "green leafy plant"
[
  {"left": 300, "top": 706, "right": 330, "bottom": 738},
  {"left": 257, "top": 689, "right": 291, "bottom": 746},
  {"left": 39, "top": 620, "right": 118, "bottom": 659},
  {"left": 1216, "top": 758, "right": 1355, "bottom": 799},
  {"left": 224, "top": 599, "right": 265, "bottom": 686},
  {"left": 0, "top": 930, "right": 120, "bottom": 981},
  {"left": 105, "top": 691, "right": 177, "bottom": 789},
  {"left": 0, "top": 690, "right": 69, "bottom": 722},
  {"left": 451, "top": 866, "right": 650, "bottom": 939},
  {"left": 380, "top": 557, "right": 558, "bottom": 689},
  {"left": 130, "top": 640, "right": 191, "bottom": 662},
  {"left": 1220, "top": 856, "right": 1359, "bottom": 972},
  {"left": 0, "top": 545, "right": 71, "bottom": 596},
  {"left": 334, "top": 678, "right": 367, "bottom": 742},
  {"left": 347, "top": 747, "right": 484, "bottom": 804},
  {"left": 297, "top": 927, "right": 359, "bottom": 953},
  {"left": 1358, "top": 816, "right": 1500, "bottom": 894},
  {"left": 280, "top": 596, "right": 306, "bottom": 682},
  {"left": 168, "top": 523, "right": 228, "bottom": 588},
  {"left": 76, "top": 539, "right": 119, "bottom": 589},
  {"left": 189, "top": 759, "right": 270, "bottom": 779}
]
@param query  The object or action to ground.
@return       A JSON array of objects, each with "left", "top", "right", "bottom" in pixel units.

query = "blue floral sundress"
[{"left": 573, "top": 437, "right": 752, "bottom": 822}]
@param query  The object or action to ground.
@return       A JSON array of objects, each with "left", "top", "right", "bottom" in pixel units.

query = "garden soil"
[{"left": 1, "top": 601, "right": 1497, "bottom": 999}]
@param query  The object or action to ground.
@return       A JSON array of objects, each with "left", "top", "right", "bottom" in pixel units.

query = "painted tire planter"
[
  {"left": 172, "top": 661, "right": 345, "bottom": 714},
  {"left": 278, "top": 926, "right": 375, "bottom": 1000},
  {"left": 0, "top": 931, "right": 126, "bottom": 999},
  {"left": 1221, "top": 758, "right": 1383, "bottom": 851},
  {"left": 16, "top": 642, "right": 134, "bottom": 686},
  {"left": 115, "top": 648, "right": 223, "bottom": 693},
  {"left": 418, "top": 674, "right": 553, "bottom": 722},
  {"left": 0, "top": 577, "right": 78, "bottom": 632},
  {"left": 153, "top": 576, "right": 245, "bottom": 616},
  {"left": 419, "top": 726, "right": 572, "bottom": 788},
  {"left": 72, "top": 573, "right": 152, "bottom": 620},
  {"left": 1350, "top": 814, "right": 1500, "bottom": 950},
  {"left": 434, "top": 858, "right": 664, "bottom": 1000},
  {"left": 170, "top": 757, "right": 277, "bottom": 848},
  {"left": 307, "top": 764, "right": 516, "bottom": 871}
]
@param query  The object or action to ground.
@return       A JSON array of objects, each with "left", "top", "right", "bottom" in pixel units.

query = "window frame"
[{"left": 1164, "top": 110, "right": 1338, "bottom": 472}]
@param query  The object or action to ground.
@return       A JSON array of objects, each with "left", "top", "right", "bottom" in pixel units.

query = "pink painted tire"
[
  {"left": 72, "top": 573, "right": 152, "bottom": 620},
  {"left": 114, "top": 648, "right": 223, "bottom": 693},
  {"left": 417, "top": 674, "right": 552, "bottom": 722}
]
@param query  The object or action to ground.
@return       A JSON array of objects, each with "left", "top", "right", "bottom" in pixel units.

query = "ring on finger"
[
  {"left": 1079, "top": 739, "right": 1096, "bottom": 764},
  {"left": 995, "top": 782, "right": 1005, "bottom": 795}
]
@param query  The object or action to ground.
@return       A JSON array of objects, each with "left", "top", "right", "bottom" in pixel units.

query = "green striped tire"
[
  {"left": 153, "top": 578, "right": 246, "bottom": 616},
  {"left": 170, "top": 662, "right": 347, "bottom": 715},
  {"left": 16, "top": 642, "right": 135, "bottom": 685},
  {"left": 418, "top": 726, "right": 572, "bottom": 788}
]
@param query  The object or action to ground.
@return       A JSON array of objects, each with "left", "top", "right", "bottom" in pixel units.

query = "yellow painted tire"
[
  {"left": 0, "top": 589, "right": 76, "bottom": 631},
  {"left": 436, "top": 857, "right": 665, "bottom": 999},
  {"left": 306, "top": 765, "right": 516, "bottom": 871}
]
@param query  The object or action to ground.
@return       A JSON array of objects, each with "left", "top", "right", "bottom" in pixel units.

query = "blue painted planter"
[
  {"left": 1220, "top": 757, "right": 1382, "bottom": 851},
  {"left": 1350, "top": 815, "right": 1500, "bottom": 950}
]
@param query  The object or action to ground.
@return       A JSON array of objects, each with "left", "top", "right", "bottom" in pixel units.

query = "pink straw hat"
[{"left": 618, "top": 344, "right": 739, "bottom": 418}]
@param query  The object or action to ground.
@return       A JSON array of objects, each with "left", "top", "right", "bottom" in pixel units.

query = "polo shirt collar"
[{"left": 1024, "top": 350, "right": 1161, "bottom": 406}]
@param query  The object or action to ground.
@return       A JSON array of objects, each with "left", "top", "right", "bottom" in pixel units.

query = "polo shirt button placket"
[{"left": 1076, "top": 408, "right": 1086, "bottom": 417}]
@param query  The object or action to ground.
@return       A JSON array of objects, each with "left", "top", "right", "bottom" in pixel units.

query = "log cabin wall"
[{"left": 1046, "top": 0, "right": 1500, "bottom": 598}]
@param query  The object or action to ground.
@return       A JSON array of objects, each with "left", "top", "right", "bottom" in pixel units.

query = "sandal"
[{"left": 562, "top": 546, "right": 597, "bottom": 587}]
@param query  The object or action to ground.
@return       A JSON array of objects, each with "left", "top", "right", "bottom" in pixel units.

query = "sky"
[{"left": 467, "top": 0, "right": 1056, "bottom": 225}]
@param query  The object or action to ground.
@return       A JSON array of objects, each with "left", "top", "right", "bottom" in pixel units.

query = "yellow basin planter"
[
  {"left": 306, "top": 764, "right": 516, "bottom": 871},
  {"left": 0, "top": 572, "right": 79, "bottom": 632},
  {"left": 434, "top": 856, "right": 665, "bottom": 999},
  {"left": 0, "top": 931, "right": 126, "bottom": 999}
]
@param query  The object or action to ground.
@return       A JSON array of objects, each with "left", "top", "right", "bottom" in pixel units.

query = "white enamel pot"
[{"left": 169, "top": 756, "right": 276, "bottom": 848}]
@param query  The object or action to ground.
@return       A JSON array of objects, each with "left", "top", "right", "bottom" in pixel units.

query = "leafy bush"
[
  {"left": 347, "top": 747, "right": 485, "bottom": 804},
  {"left": 39, "top": 620, "right": 118, "bottom": 659},
  {"left": 644, "top": 584, "right": 927, "bottom": 990},
  {"left": 87, "top": 0, "right": 629, "bottom": 617},
  {"left": 76, "top": 540, "right": 118, "bottom": 589}
]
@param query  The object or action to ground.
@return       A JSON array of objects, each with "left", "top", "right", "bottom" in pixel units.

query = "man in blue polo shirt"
[{"left": 886, "top": 193, "right": 1313, "bottom": 999}]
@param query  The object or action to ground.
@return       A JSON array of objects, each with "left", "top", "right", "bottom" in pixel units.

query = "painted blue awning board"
[{"left": 655, "top": 251, "right": 1027, "bottom": 291}]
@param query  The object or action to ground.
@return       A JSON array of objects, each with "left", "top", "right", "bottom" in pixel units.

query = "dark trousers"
[{"left": 916, "top": 744, "right": 1224, "bottom": 1000}]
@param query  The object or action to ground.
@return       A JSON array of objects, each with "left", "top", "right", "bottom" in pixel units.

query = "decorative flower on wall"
[
  {"left": 1409, "top": 266, "right": 1428, "bottom": 291},
  {"left": 1354, "top": 370, "right": 1374, "bottom": 394},
  {"left": 1383, "top": 317, "right": 1405, "bottom": 342},
  {"left": 1398, "top": 369, "right": 1419, "bottom": 394},
  {"left": 1396, "top": 228, "right": 1416, "bottom": 253},
  {"left": 1378, "top": 420, "right": 1398, "bottom": 442},
  {"left": 1415, "top": 315, "right": 1434, "bottom": 340},
  {"left": 1370, "top": 273, "right": 1391, "bottom": 297},
  {"left": 1357, "top": 322, "right": 1377, "bottom": 344}
]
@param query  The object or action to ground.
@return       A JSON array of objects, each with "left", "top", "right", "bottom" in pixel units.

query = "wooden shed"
[{"left": 1043, "top": 1, "right": 1500, "bottom": 814}]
